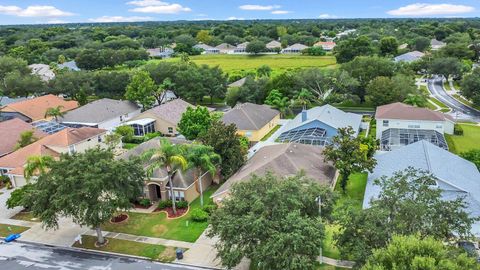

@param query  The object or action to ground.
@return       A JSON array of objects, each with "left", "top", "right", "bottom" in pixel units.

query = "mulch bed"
[
  {"left": 154, "top": 207, "right": 189, "bottom": 218},
  {"left": 110, "top": 213, "right": 129, "bottom": 224},
  {"left": 133, "top": 203, "right": 152, "bottom": 209}
]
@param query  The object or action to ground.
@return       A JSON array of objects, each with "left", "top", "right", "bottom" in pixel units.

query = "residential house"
[
  {"left": 398, "top": 43, "right": 409, "bottom": 50},
  {"left": 58, "top": 60, "right": 80, "bottom": 71},
  {"left": 0, "top": 97, "right": 26, "bottom": 107},
  {"left": 59, "top": 98, "right": 141, "bottom": 131},
  {"left": 394, "top": 51, "right": 425, "bottom": 63},
  {"left": 119, "top": 137, "right": 217, "bottom": 202},
  {"left": 278, "top": 104, "right": 362, "bottom": 146},
  {"left": 29, "top": 64, "right": 55, "bottom": 81},
  {"left": 431, "top": 39, "right": 446, "bottom": 51},
  {"left": 234, "top": 42, "right": 249, "bottom": 53},
  {"left": 146, "top": 47, "right": 174, "bottom": 58},
  {"left": 221, "top": 103, "right": 280, "bottom": 142},
  {"left": 375, "top": 102, "right": 454, "bottom": 151},
  {"left": 336, "top": 29, "right": 356, "bottom": 39},
  {"left": 211, "top": 143, "right": 337, "bottom": 202},
  {"left": 193, "top": 43, "right": 220, "bottom": 54},
  {"left": 228, "top": 77, "right": 247, "bottom": 88},
  {"left": 314, "top": 41, "right": 336, "bottom": 51},
  {"left": 0, "top": 127, "right": 107, "bottom": 187},
  {"left": 0, "top": 118, "right": 47, "bottom": 157},
  {"left": 0, "top": 94, "right": 78, "bottom": 123},
  {"left": 266, "top": 40, "right": 282, "bottom": 50},
  {"left": 216, "top": 43, "right": 237, "bottom": 54},
  {"left": 363, "top": 140, "right": 480, "bottom": 237},
  {"left": 281, "top": 43, "right": 309, "bottom": 54}
]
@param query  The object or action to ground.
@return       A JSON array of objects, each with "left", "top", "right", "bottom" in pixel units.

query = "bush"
[
  {"left": 191, "top": 208, "right": 208, "bottom": 222},
  {"left": 203, "top": 204, "right": 218, "bottom": 215},
  {"left": 139, "top": 198, "right": 151, "bottom": 207},
  {"left": 176, "top": 200, "right": 189, "bottom": 209},
  {"left": 123, "top": 136, "right": 145, "bottom": 144},
  {"left": 144, "top": 132, "right": 161, "bottom": 141},
  {"left": 158, "top": 200, "right": 173, "bottom": 209},
  {"left": 454, "top": 124, "right": 464, "bottom": 136}
]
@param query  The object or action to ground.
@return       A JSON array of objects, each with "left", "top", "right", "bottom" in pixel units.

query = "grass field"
[
  {"left": 445, "top": 124, "right": 480, "bottom": 154},
  {"left": 0, "top": 223, "right": 29, "bottom": 237},
  {"left": 163, "top": 54, "right": 337, "bottom": 75}
]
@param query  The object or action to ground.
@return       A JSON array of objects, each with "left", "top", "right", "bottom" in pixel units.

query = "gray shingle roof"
[
  {"left": 394, "top": 51, "right": 425, "bottom": 63},
  {"left": 141, "top": 99, "right": 193, "bottom": 126},
  {"left": 221, "top": 103, "right": 280, "bottom": 130},
  {"left": 228, "top": 77, "right": 246, "bottom": 88},
  {"left": 363, "top": 141, "right": 480, "bottom": 236},
  {"left": 60, "top": 98, "right": 140, "bottom": 124}
]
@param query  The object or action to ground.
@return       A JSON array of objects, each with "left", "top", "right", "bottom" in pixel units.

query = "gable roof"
[
  {"left": 284, "top": 43, "right": 309, "bottom": 50},
  {"left": 282, "top": 104, "right": 362, "bottom": 135},
  {"left": 228, "top": 77, "right": 246, "bottom": 88},
  {"left": 314, "top": 41, "right": 336, "bottom": 47},
  {"left": 194, "top": 43, "right": 216, "bottom": 50},
  {"left": 60, "top": 98, "right": 139, "bottom": 125},
  {"left": 221, "top": 103, "right": 279, "bottom": 130},
  {"left": 212, "top": 143, "right": 336, "bottom": 198},
  {"left": 1, "top": 94, "right": 78, "bottom": 121},
  {"left": 216, "top": 43, "right": 236, "bottom": 50},
  {"left": 266, "top": 40, "right": 281, "bottom": 48},
  {"left": 0, "top": 127, "right": 106, "bottom": 174},
  {"left": 431, "top": 39, "right": 446, "bottom": 46},
  {"left": 363, "top": 140, "right": 480, "bottom": 236},
  {"left": 29, "top": 64, "right": 55, "bottom": 81},
  {"left": 376, "top": 102, "right": 454, "bottom": 122},
  {"left": 139, "top": 99, "right": 193, "bottom": 126},
  {"left": 0, "top": 118, "right": 47, "bottom": 156},
  {"left": 394, "top": 51, "right": 425, "bottom": 62},
  {"left": 236, "top": 42, "right": 249, "bottom": 49}
]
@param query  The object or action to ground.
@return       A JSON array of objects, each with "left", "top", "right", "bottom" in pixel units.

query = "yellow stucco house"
[{"left": 221, "top": 103, "right": 280, "bottom": 142}]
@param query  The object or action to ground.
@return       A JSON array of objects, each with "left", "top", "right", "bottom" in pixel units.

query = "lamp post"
[{"left": 316, "top": 196, "right": 323, "bottom": 265}]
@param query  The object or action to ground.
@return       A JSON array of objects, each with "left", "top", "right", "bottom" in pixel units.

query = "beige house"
[
  {"left": 222, "top": 103, "right": 280, "bottom": 142},
  {"left": 119, "top": 138, "right": 219, "bottom": 202},
  {"left": 0, "top": 127, "right": 108, "bottom": 187}
]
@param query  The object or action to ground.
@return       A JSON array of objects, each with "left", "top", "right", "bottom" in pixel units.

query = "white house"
[
  {"left": 375, "top": 102, "right": 455, "bottom": 151},
  {"left": 59, "top": 98, "right": 141, "bottom": 131},
  {"left": 234, "top": 42, "right": 249, "bottom": 53},
  {"left": 146, "top": 47, "right": 174, "bottom": 58},
  {"left": 431, "top": 39, "right": 446, "bottom": 51},
  {"left": 266, "top": 40, "right": 282, "bottom": 50},
  {"left": 216, "top": 43, "right": 237, "bottom": 54},
  {"left": 281, "top": 43, "right": 309, "bottom": 54},
  {"left": 314, "top": 41, "right": 336, "bottom": 51},
  {"left": 29, "top": 64, "right": 55, "bottom": 81},
  {"left": 193, "top": 43, "right": 220, "bottom": 54}
]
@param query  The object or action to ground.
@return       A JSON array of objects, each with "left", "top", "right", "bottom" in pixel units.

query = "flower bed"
[
  {"left": 154, "top": 207, "right": 189, "bottom": 218},
  {"left": 110, "top": 213, "right": 129, "bottom": 223}
]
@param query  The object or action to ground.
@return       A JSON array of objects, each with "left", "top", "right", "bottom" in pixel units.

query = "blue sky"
[{"left": 0, "top": 0, "right": 480, "bottom": 25}]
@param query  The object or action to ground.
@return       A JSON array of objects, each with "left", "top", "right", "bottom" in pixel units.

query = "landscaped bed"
[
  {"left": 0, "top": 223, "right": 29, "bottom": 237},
  {"left": 73, "top": 235, "right": 176, "bottom": 262},
  {"left": 102, "top": 186, "right": 218, "bottom": 243},
  {"left": 445, "top": 124, "right": 480, "bottom": 154},
  {"left": 10, "top": 211, "right": 40, "bottom": 222}
]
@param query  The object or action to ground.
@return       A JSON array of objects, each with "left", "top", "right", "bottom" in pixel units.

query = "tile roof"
[
  {"left": 376, "top": 102, "right": 454, "bottom": 122},
  {"left": 140, "top": 99, "right": 193, "bottom": 126},
  {"left": 60, "top": 98, "right": 139, "bottom": 125},
  {"left": 221, "top": 103, "right": 279, "bottom": 130},
  {"left": 1, "top": 94, "right": 78, "bottom": 121},
  {"left": 363, "top": 140, "right": 480, "bottom": 236},
  {"left": 212, "top": 143, "right": 336, "bottom": 198},
  {"left": 0, "top": 118, "right": 47, "bottom": 156}
]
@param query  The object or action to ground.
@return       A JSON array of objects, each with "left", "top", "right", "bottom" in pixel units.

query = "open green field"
[
  {"left": 163, "top": 54, "right": 337, "bottom": 74},
  {"left": 446, "top": 124, "right": 480, "bottom": 154}
]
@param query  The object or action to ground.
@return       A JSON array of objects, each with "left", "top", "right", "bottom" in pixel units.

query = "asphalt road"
[
  {"left": 0, "top": 241, "right": 212, "bottom": 270},
  {"left": 427, "top": 76, "right": 480, "bottom": 122}
]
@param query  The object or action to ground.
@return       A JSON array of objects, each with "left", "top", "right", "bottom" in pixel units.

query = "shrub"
[
  {"left": 176, "top": 200, "right": 189, "bottom": 209},
  {"left": 191, "top": 208, "right": 208, "bottom": 222},
  {"left": 124, "top": 136, "right": 145, "bottom": 144},
  {"left": 203, "top": 204, "right": 218, "bottom": 215},
  {"left": 144, "top": 132, "right": 161, "bottom": 141},
  {"left": 454, "top": 124, "right": 464, "bottom": 136},
  {"left": 139, "top": 198, "right": 151, "bottom": 207},
  {"left": 158, "top": 200, "right": 172, "bottom": 209}
]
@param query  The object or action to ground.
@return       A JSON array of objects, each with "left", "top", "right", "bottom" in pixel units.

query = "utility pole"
[{"left": 316, "top": 196, "right": 323, "bottom": 265}]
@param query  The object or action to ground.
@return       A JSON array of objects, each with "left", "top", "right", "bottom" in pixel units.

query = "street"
[
  {"left": 427, "top": 76, "right": 480, "bottom": 122},
  {"left": 0, "top": 241, "right": 212, "bottom": 270}
]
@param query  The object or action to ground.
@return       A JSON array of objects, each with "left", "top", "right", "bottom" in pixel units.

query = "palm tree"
[
  {"left": 404, "top": 94, "right": 427, "bottom": 107},
  {"left": 142, "top": 138, "right": 187, "bottom": 215},
  {"left": 186, "top": 144, "right": 221, "bottom": 207},
  {"left": 24, "top": 155, "right": 54, "bottom": 181},
  {"left": 295, "top": 88, "right": 315, "bottom": 110},
  {"left": 44, "top": 106, "right": 65, "bottom": 122}
]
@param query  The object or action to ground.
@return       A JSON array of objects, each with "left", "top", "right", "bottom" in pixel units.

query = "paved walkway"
[{"left": 83, "top": 230, "right": 194, "bottom": 249}]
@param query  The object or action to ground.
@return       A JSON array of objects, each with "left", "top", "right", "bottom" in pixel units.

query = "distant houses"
[
  {"left": 266, "top": 40, "right": 282, "bottom": 50},
  {"left": 193, "top": 43, "right": 220, "bottom": 54},
  {"left": 431, "top": 39, "right": 446, "bottom": 51},
  {"left": 146, "top": 47, "right": 174, "bottom": 58},
  {"left": 29, "top": 64, "right": 55, "bottom": 81},
  {"left": 314, "top": 41, "right": 336, "bottom": 51},
  {"left": 58, "top": 60, "right": 80, "bottom": 71},
  {"left": 281, "top": 43, "right": 309, "bottom": 54},
  {"left": 394, "top": 51, "right": 425, "bottom": 63},
  {"left": 216, "top": 43, "right": 237, "bottom": 54}
]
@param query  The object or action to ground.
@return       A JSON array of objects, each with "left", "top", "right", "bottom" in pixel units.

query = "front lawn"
[
  {"left": 445, "top": 124, "right": 480, "bottom": 154},
  {"left": 260, "top": 125, "right": 281, "bottom": 141},
  {"left": 334, "top": 173, "right": 368, "bottom": 210},
  {"left": 10, "top": 211, "right": 40, "bottom": 222},
  {"left": 73, "top": 235, "right": 176, "bottom": 262},
  {"left": 0, "top": 223, "right": 29, "bottom": 237},
  {"left": 102, "top": 186, "right": 218, "bottom": 243}
]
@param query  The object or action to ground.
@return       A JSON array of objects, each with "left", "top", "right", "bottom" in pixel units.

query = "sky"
[{"left": 0, "top": 0, "right": 480, "bottom": 25}]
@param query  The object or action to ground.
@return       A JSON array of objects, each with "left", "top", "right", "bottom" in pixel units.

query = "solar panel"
[
  {"left": 380, "top": 128, "right": 448, "bottom": 151},
  {"left": 32, "top": 120, "right": 67, "bottom": 135},
  {"left": 277, "top": 127, "right": 329, "bottom": 146}
]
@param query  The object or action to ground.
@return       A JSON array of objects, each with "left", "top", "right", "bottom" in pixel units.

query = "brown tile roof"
[
  {"left": 222, "top": 103, "right": 280, "bottom": 130},
  {"left": 376, "top": 102, "right": 454, "bottom": 122},
  {"left": 1, "top": 94, "right": 78, "bottom": 121},
  {"left": 0, "top": 127, "right": 106, "bottom": 174},
  {"left": 0, "top": 118, "right": 47, "bottom": 156},
  {"left": 212, "top": 143, "right": 336, "bottom": 198}
]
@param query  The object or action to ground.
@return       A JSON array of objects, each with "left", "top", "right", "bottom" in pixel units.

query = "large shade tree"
[{"left": 177, "top": 106, "right": 213, "bottom": 140}]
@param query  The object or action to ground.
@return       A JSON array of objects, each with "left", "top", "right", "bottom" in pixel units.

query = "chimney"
[{"left": 301, "top": 109, "right": 307, "bottom": 122}]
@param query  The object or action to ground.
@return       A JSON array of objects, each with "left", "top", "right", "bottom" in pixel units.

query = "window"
[
  {"left": 435, "top": 124, "right": 443, "bottom": 129},
  {"left": 168, "top": 190, "right": 185, "bottom": 201},
  {"left": 68, "top": 145, "right": 76, "bottom": 154},
  {"left": 98, "top": 136, "right": 102, "bottom": 143},
  {"left": 382, "top": 120, "right": 389, "bottom": 127},
  {"left": 168, "top": 127, "right": 174, "bottom": 133},
  {"left": 408, "top": 123, "right": 421, "bottom": 129}
]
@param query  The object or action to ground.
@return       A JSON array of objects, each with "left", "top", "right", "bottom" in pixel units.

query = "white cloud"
[
  {"left": 239, "top": 5, "right": 281, "bottom": 11},
  {"left": 88, "top": 16, "right": 153, "bottom": 22},
  {"left": 271, "top": 10, "right": 291, "bottom": 15},
  {"left": 127, "top": 0, "right": 168, "bottom": 6},
  {"left": 227, "top": 16, "right": 245, "bottom": 20},
  {"left": 387, "top": 3, "right": 474, "bottom": 16},
  {"left": 127, "top": 0, "right": 191, "bottom": 14},
  {"left": 319, "top": 14, "right": 338, "bottom": 19},
  {"left": 47, "top": 19, "right": 68, "bottom": 24},
  {"left": 0, "top": 5, "right": 74, "bottom": 17}
]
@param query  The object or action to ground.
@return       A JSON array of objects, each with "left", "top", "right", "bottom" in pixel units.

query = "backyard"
[
  {"left": 102, "top": 186, "right": 218, "bottom": 243},
  {"left": 446, "top": 123, "right": 480, "bottom": 154}
]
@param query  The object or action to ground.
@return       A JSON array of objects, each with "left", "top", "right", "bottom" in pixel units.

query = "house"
[
  {"left": 146, "top": 47, "right": 174, "bottom": 58},
  {"left": 281, "top": 43, "right": 309, "bottom": 54},
  {"left": 216, "top": 43, "right": 237, "bottom": 54},
  {"left": 375, "top": 102, "right": 454, "bottom": 151},
  {"left": 398, "top": 43, "right": 409, "bottom": 50},
  {"left": 363, "top": 140, "right": 480, "bottom": 237},
  {"left": 58, "top": 60, "right": 80, "bottom": 71},
  {"left": 278, "top": 104, "right": 362, "bottom": 146},
  {"left": 0, "top": 127, "right": 107, "bottom": 187},
  {"left": 59, "top": 98, "right": 141, "bottom": 131},
  {"left": 211, "top": 143, "right": 337, "bottom": 202},
  {"left": 119, "top": 137, "right": 217, "bottom": 202},
  {"left": 221, "top": 103, "right": 280, "bottom": 142},
  {"left": 234, "top": 42, "right": 249, "bottom": 53},
  {"left": 193, "top": 43, "right": 220, "bottom": 54},
  {"left": 0, "top": 94, "right": 78, "bottom": 123},
  {"left": 336, "top": 29, "right": 356, "bottom": 39},
  {"left": 431, "top": 39, "right": 446, "bottom": 51},
  {"left": 266, "top": 40, "right": 282, "bottom": 50},
  {"left": 29, "top": 64, "right": 55, "bottom": 81},
  {"left": 228, "top": 77, "right": 247, "bottom": 88},
  {"left": 0, "top": 96, "right": 26, "bottom": 107},
  {"left": 314, "top": 41, "right": 336, "bottom": 51},
  {"left": 127, "top": 99, "right": 193, "bottom": 136},
  {"left": 394, "top": 51, "right": 425, "bottom": 63},
  {"left": 0, "top": 118, "right": 47, "bottom": 157}
]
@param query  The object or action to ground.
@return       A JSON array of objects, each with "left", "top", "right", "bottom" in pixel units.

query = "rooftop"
[
  {"left": 376, "top": 102, "right": 454, "bottom": 122},
  {"left": 221, "top": 102, "right": 279, "bottom": 130},
  {"left": 0, "top": 118, "right": 47, "bottom": 156},
  {"left": 140, "top": 99, "right": 194, "bottom": 126},
  {"left": 394, "top": 51, "right": 425, "bottom": 62},
  {"left": 1, "top": 94, "right": 78, "bottom": 121}
]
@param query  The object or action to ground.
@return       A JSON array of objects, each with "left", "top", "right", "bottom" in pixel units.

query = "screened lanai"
[
  {"left": 277, "top": 127, "right": 330, "bottom": 146},
  {"left": 380, "top": 128, "right": 448, "bottom": 151}
]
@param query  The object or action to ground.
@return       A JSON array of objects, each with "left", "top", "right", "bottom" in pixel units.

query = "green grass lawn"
[
  {"left": 443, "top": 81, "right": 452, "bottom": 91},
  {"left": 452, "top": 94, "right": 480, "bottom": 111},
  {"left": 73, "top": 235, "right": 176, "bottom": 262},
  {"left": 445, "top": 124, "right": 480, "bottom": 154},
  {"left": 10, "top": 211, "right": 40, "bottom": 222},
  {"left": 0, "top": 223, "right": 29, "bottom": 237},
  {"left": 318, "top": 264, "right": 349, "bottom": 270},
  {"left": 429, "top": 97, "right": 449, "bottom": 110},
  {"left": 322, "top": 224, "right": 341, "bottom": 259},
  {"left": 123, "top": 143, "right": 139, "bottom": 150},
  {"left": 102, "top": 186, "right": 218, "bottom": 243},
  {"left": 260, "top": 125, "right": 281, "bottom": 141},
  {"left": 163, "top": 54, "right": 337, "bottom": 75}
]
